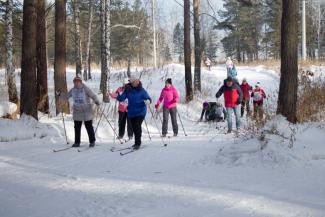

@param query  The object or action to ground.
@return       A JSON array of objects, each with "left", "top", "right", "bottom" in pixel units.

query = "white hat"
[
  {"left": 73, "top": 76, "right": 82, "bottom": 82},
  {"left": 255, "top": 82, "right": 261, "bottom": 87},
  {"left": 129, "top": 76, "right": 139, "bottom": 82}
]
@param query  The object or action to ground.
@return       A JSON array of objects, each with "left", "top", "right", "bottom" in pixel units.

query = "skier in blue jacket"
[{"left": 117, "top": 77, "right": 151, "bottom": 150}]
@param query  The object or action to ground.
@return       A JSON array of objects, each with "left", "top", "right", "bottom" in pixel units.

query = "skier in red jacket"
[
  {"left": 216, "top": 77, "right": 243, "bottom": 133},
  {"left": 251, "top": 82, "right": 266, "bottom": 121},
  {"left": 240, "top": 78, "right": 252, "bottom": 117}
]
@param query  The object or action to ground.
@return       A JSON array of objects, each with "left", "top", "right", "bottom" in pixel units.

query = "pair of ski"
[
  {"left": 110, "top": 145, "right": 142, "bottom": 156},
  {"left": 53, "top": 146, "right": 94, "bottom": 153}
]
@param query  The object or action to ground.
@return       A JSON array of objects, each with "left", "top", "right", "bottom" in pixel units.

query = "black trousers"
[
  {"left": 118, "top": 111, "right": 133, "bottom": 138},
  {"left": 162, "top": 107, "right": 178, "bottom": 135},
  {"left": 74, "top": 120, "right": 95, "bottom": 144},
  {"left": 129, "top": 117, "right": 144, "bottom": 147}
]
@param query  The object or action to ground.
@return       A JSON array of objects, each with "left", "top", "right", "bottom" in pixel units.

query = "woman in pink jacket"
[{"left": 155, "top": 78, "right": 179, "bottom": 137}]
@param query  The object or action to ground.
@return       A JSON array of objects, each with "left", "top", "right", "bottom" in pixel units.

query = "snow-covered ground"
[{"left": 1, "top": 64, "right": 325, "bottom": 217}]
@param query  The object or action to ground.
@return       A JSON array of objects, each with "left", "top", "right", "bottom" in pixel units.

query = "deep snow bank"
[{"left": 0, "top": 115, "right": 59, "bottom": 142}]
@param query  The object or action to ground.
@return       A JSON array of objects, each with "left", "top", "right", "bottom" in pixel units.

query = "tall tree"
[
  {"left": 21, "top": 0, "right": 38, "bottom": 119},
  {"left": 55, "top": 0, "right": 69, "bottom": 114},
  {"left": 84, "top": 0, "right": 93, "bottom": 80},
  {"left": 36, "top": 0, "right": 49, "bottom": 113},
  {"left": 71, "top": 0, "right": 82, "bottom": 76},
  {"left": 172, "top": 23, "right": 184, "bottom": 62},
  {"left": 184, "top": 0, "right": 193, "bottom": 102},
  {"left": 277, "top": 0, "right": 298, "bottom": 123},
  {"left": 193, "top": 0, "right": 201, "bottom": 93},
  {"left": 100, "top": 0, "right": 110, "bottom": 102},
  {"left": 5, "top": 0, "right": 18, "bottom": 104}
]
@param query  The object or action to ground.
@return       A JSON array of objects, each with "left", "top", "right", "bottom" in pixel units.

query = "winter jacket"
[
  {"left": 251, "top": 88, "right": 266, "bottom": 105},
  {"left": 156, "top": 85, "right": 179, "bottom": 109},
  {"left": 200, "top": 102, "right": 227, "bottom": 121},
  {"left": 240, "top": 83, "right": 252, "bottom": 100},
  {"left": 216, "top": 80, "right": 243, "bottom": 108},
  {"left": 117, "top": 82, "right": 151, "bottom": 118},
  {"left": 61, "top": 84, "right": 100, "bottom": 121},
  {"left": 110, "top": 87, "right": 128, "bottom": 113}
]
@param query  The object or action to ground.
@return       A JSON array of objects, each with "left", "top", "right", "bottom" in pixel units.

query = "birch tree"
[
  {"left": 100, "top": 0, "right": 110, "bottom": 102},
  {"left": 84, "top": 0, "right": 93, "bottom": 80},
  {"left": 71, "top": 0, "right": 82, "bottom": 76},
  {"left": 5, "top": 0, "right": 18, "bottom": 104}
]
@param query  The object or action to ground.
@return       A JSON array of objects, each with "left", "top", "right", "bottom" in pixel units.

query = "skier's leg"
[
  {"left": 170, "top": 107, "right": 178, "bottom": 135},
  {"left": 162, "top": 107, "right": 169, "bottom": 136},
  {"left": 118, "top": 111, "right": 127, "bottom": 138},
  {"left": 241, "top": 101, "right": 245, "bottom": 117},
  {"left": 226, "top": 107, "right": 233, "bottom": 131},
  {"left": 246, "top": 100, "right": 251, "bottom": 116},
  {"left": 234, "top": 105, "right": 241, "bottom": 129},
  {"left": 126, "top": 116, "right": 134, "bottom": 138},
  {"left": 130, "top": 117, "right": 144, "bottom": 148},
  {"left": 85, "top": 120, "right": 96, "bottom": 144},
  {"left": 74, "top": 121, "right": 82, "bottom": 145}
]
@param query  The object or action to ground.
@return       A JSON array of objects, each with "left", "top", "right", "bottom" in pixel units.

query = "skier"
[
  {"left": 117, "top": 77, "right": 151, "bottom": 150},
  {"left": 58, "top": 76, "right": 100, "bottom": 148},
  {"left": 200, "top": 101, "right": 227, "bottom": 122},
  {"left": 110, "top": 78, "right": 133, "bottom": 140},
  {"left": 155, "top": 78, "right": 179, "bottom": 137},
  {"left": 216, "top": 76, "right": 243, "bottom": 133},
  {"left": 226, "top": 57, "right": 237, "bottom": 80},
  {"left": 240, "top": 78, "right": 252, "bottom": 117},
  {"left": 251, "top": 82, "right": 266, "bottom": 122},
  {"left": 205, "top": 57, "right": 211, "bottom": 71}
]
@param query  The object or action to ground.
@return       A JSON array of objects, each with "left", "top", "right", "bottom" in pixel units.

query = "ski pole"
[
  {"left": 99, "top": 107, "right": 124, "bottom": 144},
  {"left": 177, "top": 110, "right": 187, "bottom": 136},
  {"left": 113, "top": 99, "right": 118, "bottom": 144},
  {"left": 94, "top": 104, "right": 107, "bottom": 134},
  {"left": 144, "top": 118, "right": 152, "bottom": 141},
  {"left": 60, "top": 105, "right": 69, "bottom": 144},
  {"left": 147, "top": 105, "right": 167, "bottom": 146}
]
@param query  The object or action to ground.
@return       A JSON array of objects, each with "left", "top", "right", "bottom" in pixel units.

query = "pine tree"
[
  {"left": 21, "top": 0, "right": 38, "bottom": 119},
  {"left": 184, "top": 0, "right": 193, "bottom": 102},
  {"left": 173, "top": 23, "right": 184, "bottom": 62}
]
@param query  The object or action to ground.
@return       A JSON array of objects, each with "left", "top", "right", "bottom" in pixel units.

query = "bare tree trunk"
[
  {"left": 5, "top": 0, "right": 18, "bottom": 104},
  {"left": 84, "top": 0, "right": 93, "bottom": 80},
  {"left": 88, "top": 48, "right": 92, "bottom": 79},
  {"left": 184, "top": 0, "right": 193, "bottom": 102},
  {"left": 55, "top": 0, "right": 69, "bottom": 115},
  {"left": 36, "top": 0, "right": 49, "bottom": 113},
  {"left": 100, "top": 0, "right": 110, "bottom": 103},
  {"left": 193, "top": 0, "right": 201, "bottom": 93},
  {"left": 21, "top": 0, "right": 38, "bottom": 119},
  {"left": 72, "top": 0, "right": 82, "bottom": 76},
  {"left": 127, "top": 55, "right": 131, "bottom": 78},
  {"left": 277, "top": 0, "right": 298, "bottom": 123}
]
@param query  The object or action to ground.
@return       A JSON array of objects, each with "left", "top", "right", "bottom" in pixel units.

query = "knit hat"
[
  {"left": 203, "top": 101, "right": 209, "bottom": 109},
  {"left": 242, "top": 78, "right": 247, "bottom": 82},
  {"left": 166, "top": 78, "right": 172, "bottom": 85},
  {"left": 129, "top": 76, "right": 139, "bottom": 83},
  {"left": 73, "top": 76, "right": 82, "bottom": 82},
  {"left": 226, "top": 76, "right": 233, "bottom": 82},
  {"left": 255, "top": 82, "right": 261, "bottom": 87}
]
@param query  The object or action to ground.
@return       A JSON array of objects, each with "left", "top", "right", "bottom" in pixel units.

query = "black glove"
[
  {"left": 124, "top": 84, "right": 131, "bottom": 92},
  {"left": 55, "top": 90, "right": 61, "bottom": 96},
  {"left": 236, "top": 99, "right": 241, "bottom": 105}
]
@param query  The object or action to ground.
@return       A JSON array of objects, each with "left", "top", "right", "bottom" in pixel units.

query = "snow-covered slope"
[{"left": 0, "top": 64, "right": 325, "bottom": 217}]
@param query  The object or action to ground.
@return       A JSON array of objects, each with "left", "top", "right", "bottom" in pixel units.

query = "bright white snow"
[{"left": 0, "top": 64, "right": 325, "bottom": 217}]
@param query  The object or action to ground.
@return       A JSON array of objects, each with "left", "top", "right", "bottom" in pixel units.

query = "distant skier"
[
  {"left": 200, "top": 101, "right": 227, "bottom": 122},
  {"left": 205, "top": 57, "right": 212, "bottom": 71},
  {"left": 58, "top": 76, "right": 100, "bottom": 148},
  {"left": 226, "top": 57, "right": 237, "bottom": 80},
  {"left": 216, "top": 76, "right": 243, "bottom": 133},
  {"left": 251, "top": 82, "right": 266, "bottom": 122},
  {"left": 117, "top": 77, "right": 151, "bottom": 150},
  {"left": 155, "top": 78, "right": 179, "bottom": 137},
  {"left": 110, "top": 78, "right": 133, "bottom": 140},
  {"left": 240, "top": 78, "right": 252, "bottom": 117}
]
